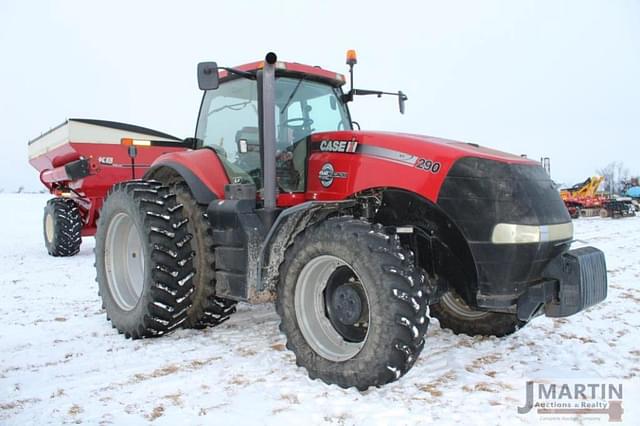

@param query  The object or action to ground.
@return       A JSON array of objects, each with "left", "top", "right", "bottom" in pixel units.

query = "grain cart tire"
[
  {"left": 43, "top": 197, "right": 82, "bottom": 256},
  {"left": 277, "top": 217, "right": 429, "bottom": 390},
  {"left": 429, "top": 289, "right": 525, "bottom": 337},
  {"left": 95, "top": 181, "right": 196, "bottom": 338},
  {"left": 171, "top": 183, "right": 236, "bottom": 329}
]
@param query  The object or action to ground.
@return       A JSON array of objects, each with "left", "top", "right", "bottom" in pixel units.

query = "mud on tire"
[
  {"left": 276, "top": 216, "right": 430, "bottom": 390},
  {"left": 43, "top": 197, "right": 82, "bottom": 256},
  {"left": 95, "top": 181, "right": 196, "bottom": 338},
  {"left": 429, "top": 289, "right": 526, "bottom": 337},
  {"left": 171, "top": 183, "right": 236, "bottom": 329}
]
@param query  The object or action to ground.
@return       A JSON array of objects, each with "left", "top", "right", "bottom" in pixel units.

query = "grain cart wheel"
[
  {"left": 277, "top": 217, "right": 429, "bottom": 390},
  {"left": 95, "top": 181, "right": 196, "bottom": 338},
  {"left": 171, "top": 183, "right": 236, "bottom": 329},
  {"left": 429, "top": 288, "right": 525, "bottom": 337},
  {"left": 43, "top": 197, "right": 82, "bottom": 256}
]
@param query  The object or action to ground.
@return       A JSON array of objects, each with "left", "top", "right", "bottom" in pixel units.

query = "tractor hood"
[
  {"left": 310, "top": 130, "right": 534, "bottom": 167},
  {"left": 308, "top": 128, "right": 569, "bottom": 235}
]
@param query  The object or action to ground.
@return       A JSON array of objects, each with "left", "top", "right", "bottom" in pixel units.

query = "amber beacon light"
[{"left": 346, "top": 49, "right": 358, "bottom": 65}]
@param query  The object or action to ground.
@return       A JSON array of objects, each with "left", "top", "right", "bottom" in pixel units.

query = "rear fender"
[{"left": 144, "top": 148, "right": 229, "bottom": 204}]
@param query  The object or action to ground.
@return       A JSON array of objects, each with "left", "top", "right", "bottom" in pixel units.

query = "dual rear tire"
[
  {"left": 95, "top": 181, "right": 235, "bottom": 338},
  {"left": 95, "top": 181, "right": 196, "bottom": 337}
]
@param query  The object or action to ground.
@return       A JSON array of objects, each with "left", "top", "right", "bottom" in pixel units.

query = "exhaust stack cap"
[{"left": 265, "top": 52, "right": 277, "bottom": 65}]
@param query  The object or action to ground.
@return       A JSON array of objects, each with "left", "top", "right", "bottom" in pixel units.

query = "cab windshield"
[{"left": 196, "top": 76, "right": 351, "bottom": 191}]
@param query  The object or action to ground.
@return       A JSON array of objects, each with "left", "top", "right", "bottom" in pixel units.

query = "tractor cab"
[{"left": 195, "top": 61, "right": 352, "bottom": 194}]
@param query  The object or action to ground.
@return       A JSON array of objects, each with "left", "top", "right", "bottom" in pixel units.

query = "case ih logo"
[{"left": 318, "top": 139, "right": 359, "bottom": 153}]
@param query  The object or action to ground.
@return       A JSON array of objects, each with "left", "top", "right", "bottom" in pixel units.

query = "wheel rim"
[
  {"left": 104, "top": 212, "right": 145, "bottom": 311},
  {"left": 294, "top": 255, "right": 370, "bottom": 362},
  {"left": 440, "top": 290, "right": 489, "bottom": 320},
  {"left": 45, "top": 212, "right": 54, "bottom": 243}
]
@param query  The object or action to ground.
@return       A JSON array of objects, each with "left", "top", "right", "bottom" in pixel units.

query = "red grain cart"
[{"left": 28, "top": 118, "right": 187, "bottom": 255}]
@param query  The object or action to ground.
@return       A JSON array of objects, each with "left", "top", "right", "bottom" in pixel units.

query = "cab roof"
[{"left": 218, "top": 61, "right": 346, "bottom": 87}]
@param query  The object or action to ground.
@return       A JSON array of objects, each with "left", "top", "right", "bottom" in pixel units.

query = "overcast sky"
[{"left": 1, "top": 0, "right": 638, "bottom": 191}]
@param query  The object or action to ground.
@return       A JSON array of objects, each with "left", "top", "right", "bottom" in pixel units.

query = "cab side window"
[{"left": 196, "top": 79, "right": 260, "bottom": 185}]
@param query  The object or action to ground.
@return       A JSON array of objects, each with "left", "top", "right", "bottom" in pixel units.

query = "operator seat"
[{"left": 232, "top": 126, "right": 261, "bottom": 183}]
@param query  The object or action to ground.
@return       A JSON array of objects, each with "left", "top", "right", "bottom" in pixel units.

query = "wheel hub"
[
  {"left": 330, "top": 284, "right": 362, "bottom": 325},
  {"left": 324, "top": 267, "right": 368, "bottom": 343}
]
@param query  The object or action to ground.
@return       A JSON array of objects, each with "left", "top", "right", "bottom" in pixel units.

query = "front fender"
[{"left": 145, "top": 148, "right": 229, "bottom": 204}]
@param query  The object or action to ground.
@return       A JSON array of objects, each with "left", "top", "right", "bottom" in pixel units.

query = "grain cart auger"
[{"left": 93, "top": 51, "right": 608, "bottom": 389}]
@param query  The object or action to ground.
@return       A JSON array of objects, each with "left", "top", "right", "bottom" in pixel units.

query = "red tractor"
[{"left": 32, "top": 51, "right": 607, "bottom": 390}]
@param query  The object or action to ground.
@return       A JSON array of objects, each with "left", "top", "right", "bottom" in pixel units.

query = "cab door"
[
  {"left": 196, "top": 78, "right": 262, "bottom": 187},
  {"left": 274, "top": 77, "right": 352, "bottom": 206}
]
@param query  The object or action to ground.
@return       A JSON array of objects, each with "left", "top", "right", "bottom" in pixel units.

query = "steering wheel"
[
  {"left": 280, "top": 117, "right": 314, "bottom": 149},
  {"left": 284, "top": 117, "right": 314, "bottom": 128}
]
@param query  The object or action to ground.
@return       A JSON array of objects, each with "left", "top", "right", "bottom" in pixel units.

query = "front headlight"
[{"left": 491, "top": 222, "right": 573, "bottom": 244}]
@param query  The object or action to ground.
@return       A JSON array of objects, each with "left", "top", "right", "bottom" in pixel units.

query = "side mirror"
[
  {"left": 398, "top": 91, "right": 407, "bottom": 114},
  {"left": 183, "top": 137, "right": 201, "bottom": 149},
  {"left": 197, "top": 62, "right": 219, "bottom": 90}
]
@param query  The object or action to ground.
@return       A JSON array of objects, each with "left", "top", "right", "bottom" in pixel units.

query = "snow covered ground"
[{"left": 1, "top": 193, "right": 638, "bottom": 425}]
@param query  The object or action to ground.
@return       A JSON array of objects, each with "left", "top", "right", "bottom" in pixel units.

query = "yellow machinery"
[
  {"left": 561, "top": 176, "right": 635, "bottom": 218},
  {"left": 560, "top": 176, "right": 606, "bottom": 218},
  {"left": 560, "top": 176, "right": 604, "bottom": 200}
]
